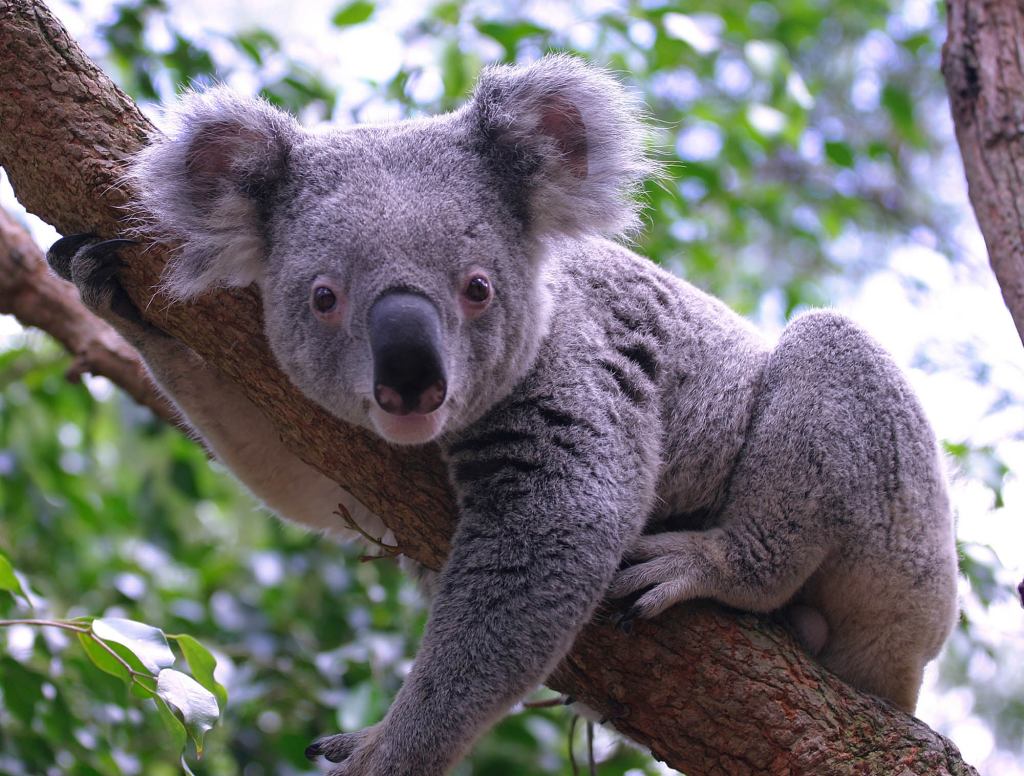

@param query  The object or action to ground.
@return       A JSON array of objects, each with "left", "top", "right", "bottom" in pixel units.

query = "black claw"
[
  {"left": 305, "top": 740, "right": 324, "bottom": 760},
  {"left": 46, "top": 233, "right": 97, "bottom": 279},
  {"left": 81, "top": 238, "right": 138, "bottom": 268},
  {"left": 562, "top": 695, "right": 576, "bottom": 706},
  {"left": 615, "top": 608, "right": 637, "bottom": 634},
  {"left": 598, "top": 699, "right": 630, "bottom": 724}
]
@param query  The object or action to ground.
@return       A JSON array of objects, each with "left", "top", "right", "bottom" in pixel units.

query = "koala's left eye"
[
  {"left": 313, "top": 286, "right": 337, "bottom": 312},
  {"left": 464, "top": 275, "right": 491, "bottom": 304}
]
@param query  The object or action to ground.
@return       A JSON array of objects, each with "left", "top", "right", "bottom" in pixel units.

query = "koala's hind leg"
[
  {"left": 612, "top": 310, "right": 954, "bottom": 712},
  {"left": 815, "top": 612, "right": 929, "bottom": 712},
  {"left": 46, "top": 235, "right": 381, "bottom": 539}
]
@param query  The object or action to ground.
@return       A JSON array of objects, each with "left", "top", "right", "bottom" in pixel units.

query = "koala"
[{"left": 48, "top": 55, "right": 958, "bottom": 775}]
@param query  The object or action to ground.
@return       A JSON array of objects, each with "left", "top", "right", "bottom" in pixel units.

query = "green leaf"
[
  {"left": 233, "top": 29, "right": 279, "bottom": 65},
  {"left": 824, "top": 141, "right": 854, "bottom": 168},
  {"left": 881, "top": 83, "right": 915, "bottom": 135},
  {"left": 474, "top": 21, "right": 548, "bottom": 58},
  {"left": 78, "top": 631, "right": 130, "bottom": 683},
  {"left": 78, "top": 631, "right": 159, "bottom": 697},
  {"left": 0, "top": 552, "right": 27, "bottom": 600},
  {"left": 154, "top": 693, "right": 187, "bottom": 752},
  {"left": 440, "top": 42, "right": 479, "bottom": 102},
  {"left": 332, "top": 0, "right": 374, "bottom": 27},
  {"left": 0, "top": 657, "right": 44, "bottom": 725},
  {"left": 156, "top": 669, "right": 220, "bottom": 756},
  {"left": 431, "top": 0, "right": 460, "bottom": 24},
  {"left": 169, "top": 633, "right": 228, "bottom": 710},
  {"left": 92, "top": 617, "right": 175, "bottom": 674}
]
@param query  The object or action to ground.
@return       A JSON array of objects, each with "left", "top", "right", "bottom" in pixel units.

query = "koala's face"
[
  {"left": 132, "top": 56, "right": 650, "bottom": 446},
  {"left": 257, "top": 123, "right": 551, "bottom": 444}
]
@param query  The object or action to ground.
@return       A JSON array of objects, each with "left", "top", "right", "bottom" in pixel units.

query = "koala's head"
[{"left": 131, "top": 55, "right": 652, "bottom": 445}]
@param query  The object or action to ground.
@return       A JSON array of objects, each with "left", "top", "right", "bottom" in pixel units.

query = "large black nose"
[{"left": 368, "top": 290, "right": 447, "bottom": 416}]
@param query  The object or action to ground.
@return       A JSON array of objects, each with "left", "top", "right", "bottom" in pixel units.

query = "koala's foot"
[
  {"left": 781, "top": 603, "right": 829, "bottom": 656},
  {"left": 607, "top": 532, "right": 711, "bottom": 620},
  {"left": 46, "top": 234, "right": 156, "bottom": 337}
]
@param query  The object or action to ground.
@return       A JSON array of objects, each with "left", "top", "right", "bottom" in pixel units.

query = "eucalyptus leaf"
[
  {"left": 78, "top": 631, "right": 159, "bottom": 697},
  {"left": 0, "top": 552, "right": 27, "bottom": 599},
  {"left": 92, "top": 617, "right": 175, "bottom": 674},
  {"left": 332, "top": 0, "right": 374, "bottom": 27},
  {"left": 156, "top": 669, "right": 220, "bottom": 756},
  {"left": 169, "top": 633, "right": 228, "bottom": 709}
]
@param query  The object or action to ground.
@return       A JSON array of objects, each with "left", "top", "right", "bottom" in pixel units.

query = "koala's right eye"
[
  {"left": 313, "top": 286, "right": 336, "bottom": 312},
  {"left": 310, "top": 279, "right": 345, "bottom": 324}
]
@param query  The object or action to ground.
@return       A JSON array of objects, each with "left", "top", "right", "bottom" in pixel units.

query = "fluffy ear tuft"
[
  {"left": 471, "top": 55, "right": 656, "bottom": 240},
  {"left": 128, "top": 88, "right": 298, "bottom": 299}
]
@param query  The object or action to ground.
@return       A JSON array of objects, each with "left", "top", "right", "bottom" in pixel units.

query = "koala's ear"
[
  {"left": 470, "top": 55, "right": 655, "bottom": 239},
  {"left": 129, "top": 88, "right": 298, "bottom": 299}
]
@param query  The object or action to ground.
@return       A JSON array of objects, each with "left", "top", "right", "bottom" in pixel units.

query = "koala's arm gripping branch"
[
  {"left": 0, "top": 207, "right": 178, "bottom": 423},
  {"left": 0, "top": 2, "right": 979, "bottom": 774}
]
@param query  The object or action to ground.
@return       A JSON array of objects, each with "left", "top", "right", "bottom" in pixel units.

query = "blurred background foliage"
[{"left": 1, "top": 0, "right": 1022, "bottom": 774}]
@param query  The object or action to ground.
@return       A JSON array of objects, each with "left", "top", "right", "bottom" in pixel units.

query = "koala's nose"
[{"left": 368, "top": 290, "right": 447, "bottom": 416}]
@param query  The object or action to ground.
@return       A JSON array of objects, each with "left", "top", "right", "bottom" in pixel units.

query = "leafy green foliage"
[
  {"left": 0, "top": 600, "right": 222, "bottom": 765},
  {"left": 332, "top": 0, "right": 375, "bottom": 27},
  {"left": 0, "top": 551, "right": 27, "bottom": 601}
]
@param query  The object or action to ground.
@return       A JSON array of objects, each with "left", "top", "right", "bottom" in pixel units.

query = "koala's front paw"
[
  {"left": 306, "top": 724, "right": 392, "bottom": 776},
  {"left": 46, "top": 234, "right": 150, "bottom": 332},
  {"left": 607, "top": 532, "right": 708, "bottom": 620}
]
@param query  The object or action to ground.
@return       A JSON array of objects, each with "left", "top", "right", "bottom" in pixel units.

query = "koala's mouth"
[{"left": 369, "top": 405, "right": 449, "bottom": 446}]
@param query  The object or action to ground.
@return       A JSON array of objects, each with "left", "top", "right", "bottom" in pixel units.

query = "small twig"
[
  {"left": 568, "top": 714, "right": 580, "bottom": 776},
  {"left": 358, "top": 553, "right": 400, "bottom": 564},
  {"left": 0, "top": 618, "right": 155, "bottom": 688},
  {"left": 333, "top": 502, "right": 400, "bottom": 559},
  {"left": 523, "top": 694, "right": 571, "bottom": 709},
  {"left": 587, "top": 720, "right": 596, "bottom": 776},
  {"left": 0, "top": 618, "right": 88, "bottom": 632}
]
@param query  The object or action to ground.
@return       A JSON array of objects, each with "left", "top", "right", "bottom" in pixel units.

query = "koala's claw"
[
  {"left": 46, "top": 233, "right": 98, "bottom": 281},
  {"left": 82, "top": 237, "right": 138, "bottom": 261},
  {"left": 306, "top": 728, "right": 370, "bottom": 763},
  {"left": 46, "top": 234, "right": 147, "bottom": 327},
  {"left": 613, "top": 608, "right": 637, "bottom": 634},
  {"left": 598, "top": 698, "right": 630, "bottom": 725}
]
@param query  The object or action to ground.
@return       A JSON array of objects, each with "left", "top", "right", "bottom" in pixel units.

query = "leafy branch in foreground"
[{"left": 0, "top": 550, "right": 225, "bottom": 771}]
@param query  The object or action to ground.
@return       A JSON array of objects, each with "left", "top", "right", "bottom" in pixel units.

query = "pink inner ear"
[
  {"left": 539, "top": 98, "right": 588, "bottom": 179},
  {"left": 184, "top": 121, "right": 262, "bottom": 191}
]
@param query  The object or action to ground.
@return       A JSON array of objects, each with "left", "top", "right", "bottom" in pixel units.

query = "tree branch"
[
  {"left": 0, "top": 1, "right": 977, "bottom": 772},
  {"left": 943, "top": 0, "right": 1024, "bottom": 347},
  {"left": 0, "top": 206, "right": 178, "bottom": 424}
]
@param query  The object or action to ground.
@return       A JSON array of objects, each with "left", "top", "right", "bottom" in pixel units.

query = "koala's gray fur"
[{"left": 49, "top": 55, "right": 958, "bottom": 776}]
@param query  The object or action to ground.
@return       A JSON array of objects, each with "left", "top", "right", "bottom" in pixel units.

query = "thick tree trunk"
[
  {"left": 943, "top": 0, "right": 1024, "bottom": 346},
  {"left": 0, "top": 1, "right": 978, "bottom": 773}
]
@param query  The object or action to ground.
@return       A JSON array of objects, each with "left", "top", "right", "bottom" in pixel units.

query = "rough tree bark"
[
  {"left": 0, "top": 207, "right": 178, "bottom": 424},
  {"left": 943, "top": 0, "right": 1024, "bottom": 346},
  {"left": 0, "top": 1, "right": 978, "bottom": 773}
]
